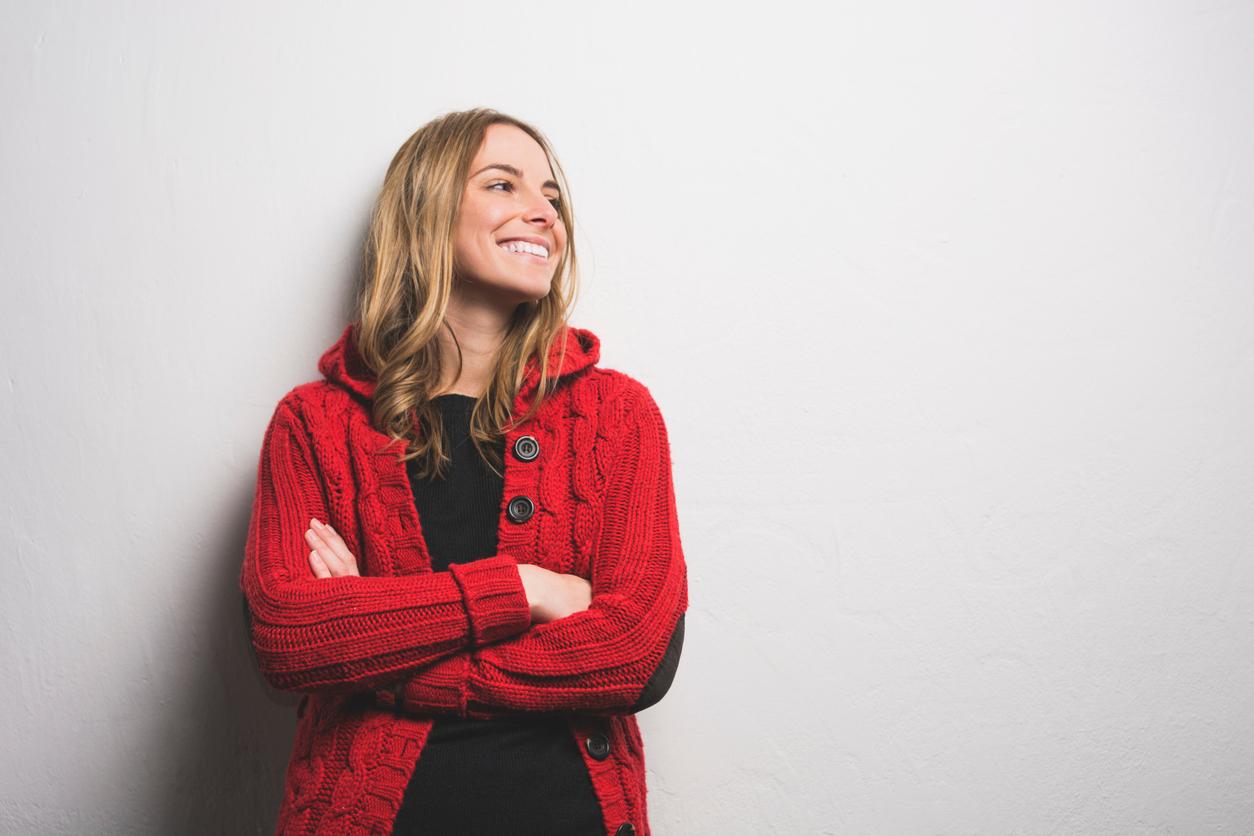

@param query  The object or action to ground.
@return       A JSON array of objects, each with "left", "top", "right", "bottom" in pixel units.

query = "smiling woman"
[{"left": 240, "top": 108, "right": 688, "bottom": 836}]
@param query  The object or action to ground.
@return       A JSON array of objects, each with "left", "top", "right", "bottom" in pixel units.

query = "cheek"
[
  {"left": 457, "top": 197, "right": 500, "bottom": 235},
  {"left": 455, "top": 208, "right": 501, "bottom": 255}
]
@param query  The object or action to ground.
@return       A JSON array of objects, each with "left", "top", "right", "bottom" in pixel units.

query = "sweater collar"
[{"left": 317, "top": 322, "right": 601, "bottom": 404}]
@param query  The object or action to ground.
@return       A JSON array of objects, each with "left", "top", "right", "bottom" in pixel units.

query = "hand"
[
  {"left": 305, "top": 518, "right": 360, "bottom": 578},
  {"left": 517, "top": 564, "right": 592, "bottom": 623}
]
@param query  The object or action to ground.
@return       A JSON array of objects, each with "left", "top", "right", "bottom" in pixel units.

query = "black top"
[{"left": 391, "top": 394, "right": 683, "bottom": 836}]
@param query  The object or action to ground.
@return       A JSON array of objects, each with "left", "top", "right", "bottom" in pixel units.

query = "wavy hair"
[{"left": 350, "top": 108, "right": 579, "bottom": 481}]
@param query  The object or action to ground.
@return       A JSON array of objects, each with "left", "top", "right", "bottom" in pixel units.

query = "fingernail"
[{"left": 311, "top": 518, "right": 322, "bottom": 528}]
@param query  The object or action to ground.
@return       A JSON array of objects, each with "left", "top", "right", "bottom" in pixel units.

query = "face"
[{"left": 451, "top": 123, "right": 566, "bottom": 304}]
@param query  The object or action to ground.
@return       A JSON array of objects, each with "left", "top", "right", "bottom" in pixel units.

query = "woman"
[{"left": 240, "top": 107, "right": 688, "bottom": 836}]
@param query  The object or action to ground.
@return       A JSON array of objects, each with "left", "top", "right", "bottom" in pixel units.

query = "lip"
[
  {"left": 496, "top": 235, "right": 553, "bottom": 252},
  {"left": 496, "top": 235, "right": 552, "bottom": 264},
  {"left": 499, "top": 247, "right": 549, "bottom": 264}
]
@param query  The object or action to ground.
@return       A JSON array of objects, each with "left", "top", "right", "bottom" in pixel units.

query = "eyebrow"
[{"left": 471, "top": 163, "right": 561, "bottom": 194}]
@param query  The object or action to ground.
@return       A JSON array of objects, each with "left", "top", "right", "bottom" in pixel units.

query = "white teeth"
[{"left": 498, "top": 240, "right": 549, "bottom": 259}]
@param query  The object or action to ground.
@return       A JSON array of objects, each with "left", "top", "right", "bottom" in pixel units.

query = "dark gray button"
[
  {"left": 585, "top": 732, "right": 611, "bottom": 760},
  {"left": 615, "top": 824, "right": 635, "bottom": 836},
  {"left": 506, "top": 495, "right": 534, "bottom": 523},
  {"left": 512, "top": 434, "right": 540, "bottom": 462}
]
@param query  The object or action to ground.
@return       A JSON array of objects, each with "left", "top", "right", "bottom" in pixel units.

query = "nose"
[{"left": 522, "top": 189, "right": 559, "bottom": 227}]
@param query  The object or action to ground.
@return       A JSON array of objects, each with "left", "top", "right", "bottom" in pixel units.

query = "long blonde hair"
[{"left": 351, "top": 107, "right": 579, "bottom": 481}]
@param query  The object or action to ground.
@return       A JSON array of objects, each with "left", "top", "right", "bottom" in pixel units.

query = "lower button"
[
  {"left": 615, "top": 824, "right": 636, "bottom": 836},
  {"left": 585, "top": 732, "right": 611, "bottom": 760}
]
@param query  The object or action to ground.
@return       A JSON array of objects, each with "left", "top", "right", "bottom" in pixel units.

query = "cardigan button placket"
[
  {"left": 512, "top": 434, "right": 540, "bottom": 461},
  {"left": 584, "top": 732, "right": 611, "bottom": 760},
  {"left": 506, "top": 495, "right": 535, "bottom": 523}
]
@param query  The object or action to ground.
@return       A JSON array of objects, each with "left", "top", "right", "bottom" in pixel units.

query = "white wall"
[{"left": 2, "top": 1, "right": 1252, "bottom": 833}]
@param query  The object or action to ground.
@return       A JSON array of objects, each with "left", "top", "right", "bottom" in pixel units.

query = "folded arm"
[
  {"left": 240, "top": 397, "right": 533, "bottom": 694},
  {"left": 374, "top": 384, "right": 689, "bottom": 718}
]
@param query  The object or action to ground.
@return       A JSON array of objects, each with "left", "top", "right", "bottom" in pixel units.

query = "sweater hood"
[{"left": 316, "top": 322, "right": 601, "bottom": 405}]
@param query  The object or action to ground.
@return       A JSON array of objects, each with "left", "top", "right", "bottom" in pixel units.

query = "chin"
[{"left": 475, "top": 274, "right": 553, "bottom": 305}]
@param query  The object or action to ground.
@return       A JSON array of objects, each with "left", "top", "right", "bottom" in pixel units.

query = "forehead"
[{"left": 471, "top": 123, "right": 553, "bottom": 176}]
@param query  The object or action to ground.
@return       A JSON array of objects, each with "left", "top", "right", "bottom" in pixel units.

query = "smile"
[{"left": 498, "top": 240, "right": 550, "bottom": 262}]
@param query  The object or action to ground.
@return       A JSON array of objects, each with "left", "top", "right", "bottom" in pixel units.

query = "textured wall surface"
[{"left": 2, "top": 1, "right": 1252, "bottom": 833}]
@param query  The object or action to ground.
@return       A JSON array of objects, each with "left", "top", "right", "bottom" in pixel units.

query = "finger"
[
  {"left": 311, "top": 519, "right": 359, "bottom": 573},
  {"left": 305, "top": 527, "right": 347, "bottom": 576},
  {"left": 309, "top": 550, "right": 331, "bottom": 579}
]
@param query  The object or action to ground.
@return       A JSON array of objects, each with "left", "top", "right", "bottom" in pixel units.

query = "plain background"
[{"left": 3, "top": 1, "right": 1253, "bottom": 833}]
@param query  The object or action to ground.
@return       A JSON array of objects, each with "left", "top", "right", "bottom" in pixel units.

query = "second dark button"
[{"left": 506, "top": 495, "right": 535, "bottom": 523}]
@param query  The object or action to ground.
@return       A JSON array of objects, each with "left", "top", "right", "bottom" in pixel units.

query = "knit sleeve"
[
  {"left": 374, "top": 611, "right": 686, "bottom": 717},
  {"left": 239, "top": 398, "right": 532, "bottom": 694},
  {"left": 375, "top": 384, "right": 689, "bottom": 717}
]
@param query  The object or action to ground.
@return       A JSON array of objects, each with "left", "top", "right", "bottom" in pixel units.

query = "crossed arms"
[{"left": 240, "top": 384, "right": 688, "bottom": 718}]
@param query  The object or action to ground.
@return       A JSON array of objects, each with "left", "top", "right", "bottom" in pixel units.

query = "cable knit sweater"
[{"left": 240, "top": 322, "right": 689, "bottom": 835}]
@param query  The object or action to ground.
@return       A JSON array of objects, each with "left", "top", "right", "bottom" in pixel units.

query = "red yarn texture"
[{"left": 240, "top": 323, "right": 689, "bottom": 835}]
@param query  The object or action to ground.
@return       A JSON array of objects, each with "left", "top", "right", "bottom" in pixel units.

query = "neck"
[{"left": 434, "top": 294, "right": 516, "bottom": 398}]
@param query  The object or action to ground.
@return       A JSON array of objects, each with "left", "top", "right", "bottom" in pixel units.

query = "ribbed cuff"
[{"left": 448, "top": 555, "right": 532, "bottom": 646}]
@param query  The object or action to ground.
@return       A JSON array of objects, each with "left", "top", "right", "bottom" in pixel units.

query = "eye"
[{"left": 488, "top": 180, "right": 562, "bottom": 212}]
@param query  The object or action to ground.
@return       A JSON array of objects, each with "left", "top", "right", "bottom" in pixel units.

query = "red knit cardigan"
[{"left": 240, "top": 323, "right": 689, "bottom": 835}]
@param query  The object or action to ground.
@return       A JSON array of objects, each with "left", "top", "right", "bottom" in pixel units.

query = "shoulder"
[
  {"left": 568, "top": 366, "right": 669, "bottom": 440},
  {"left": 267, "top": 380, "right": 361, "bottom": 439}
]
